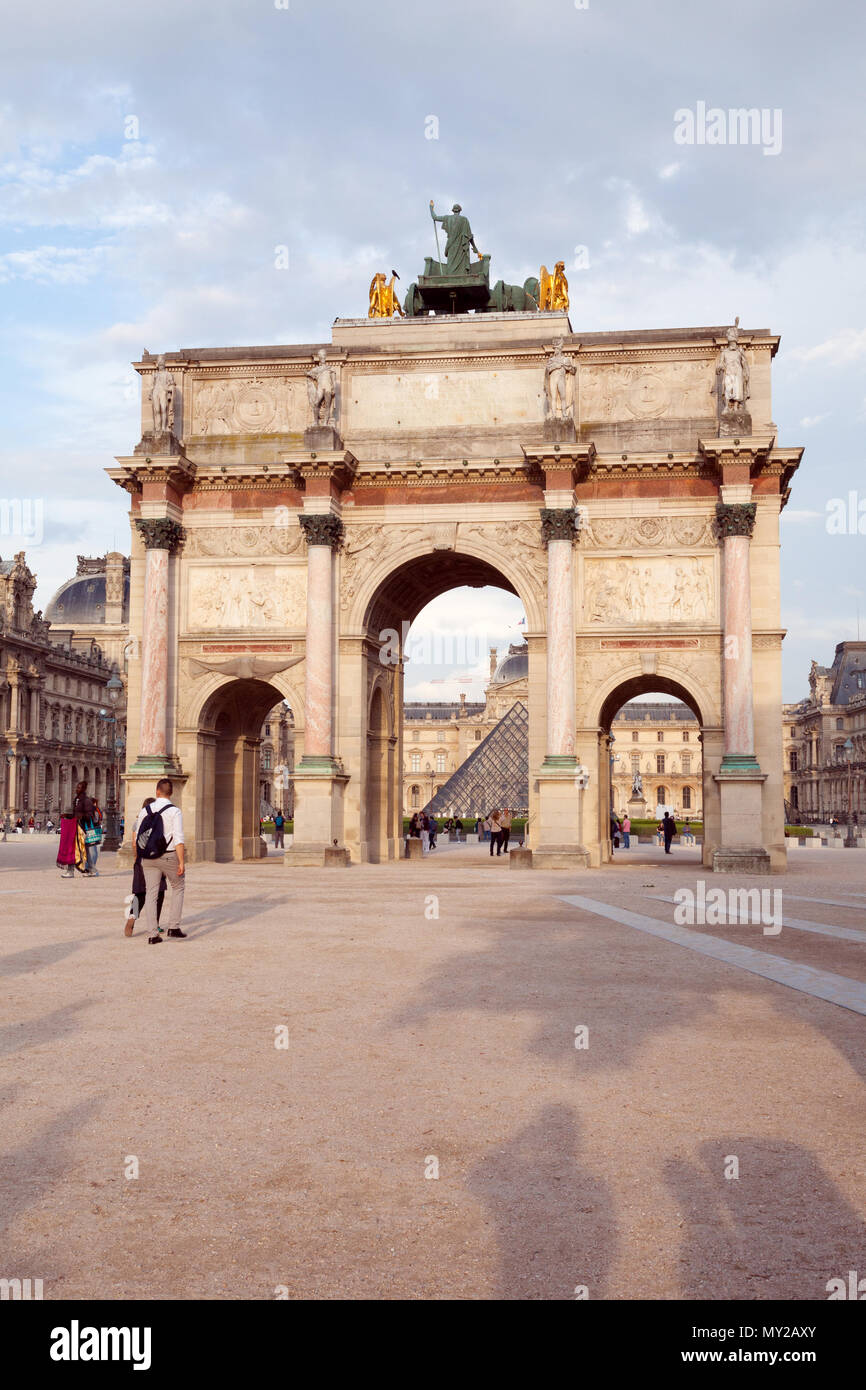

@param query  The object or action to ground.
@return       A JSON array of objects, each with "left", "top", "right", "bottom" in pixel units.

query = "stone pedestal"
[
  {"left": 405, "top": 836, "right": 424, "bottom": 860},
  {"left": 542, "top": 417, "right": 577, "bottom": 443},
  {"left": 324, "top": 845, "right": 351, "bottom": 867},
  {"left": 719, "top": 408, "right": 752, "bottom": 438},
  {"left": 712, "top": 771, "right": 770, "bottom": 873},
  {"left": 304, "top": 426, "right": 342, "bottom": 451},
  {"left": 509, "top": 847, "right": 533, "bottom": 869},
  {"left": 627, "top": 795, "right": 646, "bottom": 821}
]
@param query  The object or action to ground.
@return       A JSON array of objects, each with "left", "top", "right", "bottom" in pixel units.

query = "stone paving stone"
[{"left": 560, "top": 895, "right": 866, "bottom": 1016}]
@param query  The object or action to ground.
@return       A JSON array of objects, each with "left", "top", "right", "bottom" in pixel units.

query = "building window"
[
  {"left": 475, "top": 729, "right": 482, "bottom": 741},
  {"left": 264, "top": 723, "right": 271, "bottom": 736},
  {"left": 657, "top": 731, "right": 664, "bottom": 742},
  {"left": 836, "top": 717, "right": 844, "bottom": 730},
  {"left": 631, "top": 754, "right": 640, "bottom": 773},
  {"left": 436, "top": 753, "right": 446, "bottom": 773},
  {"left": 656, "top": 786, "right": 667, "bottom": 805},
  {"left": 682, "top": 786, "right": 691, "bottom": 809},
  {"left": 262, "top": 749, "right": 272, "bottom": 770},
  {"left": 682, "top": 731, "right": 690, "bottom": 741},
  {"left": 790, "top": 751, "right": 798, "bottom": 771},
  {"left": 411, "top": 785, "right": 420, "bottom": 809},
  {"left": 681, "top": 754, "right": 691, "bottom": 775},
  {"left": 631, "top": 731, "right": 639, "bottom": 742},
  {"left": 412, "top": 730, "right": 419, "bottom": 741},
  {"left": 656, "top": 754, "right": 665, "bottom": 774},
  {"left": 791, "top": 786, "right": 799, "bottom": 808},
  {"left": 411, "top": 753, "right": 421, "bottom": 772}
]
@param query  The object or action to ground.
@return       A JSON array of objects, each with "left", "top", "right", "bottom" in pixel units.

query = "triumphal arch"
[{"left": 111, "top": 210, "right": 802, "bottom": 871}]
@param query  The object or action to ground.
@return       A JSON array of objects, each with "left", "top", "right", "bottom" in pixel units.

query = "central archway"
[{"left": 343, "top": 542, "right": 543, "bottom": 863}]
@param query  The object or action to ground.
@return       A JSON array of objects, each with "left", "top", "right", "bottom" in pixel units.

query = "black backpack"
[{"left": 136, "top": 803, "right": 174, "bottom": 860}]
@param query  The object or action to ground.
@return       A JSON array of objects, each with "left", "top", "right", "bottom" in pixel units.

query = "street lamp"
[
  {"left": 843, "top": 738, "right": 857, "bottom": 847},
  {"left": 98, "top": 671, "right": 125, "bottom": 851}
]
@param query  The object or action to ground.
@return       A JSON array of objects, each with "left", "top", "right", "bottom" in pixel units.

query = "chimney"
[
  {"left": 489, "top": 646, "right": 498, "bottom": 679},
  {"left": 104, "top": 552, "right": 125, "bottom": 625}
]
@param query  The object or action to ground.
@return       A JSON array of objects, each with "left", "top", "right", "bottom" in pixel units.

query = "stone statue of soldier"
[
  {"left": 151, "top": 354, "right": 174, "bottom": 436},
  {"left": 544, "top": 337, "right": 576, "bottom": 420},
  {"left": 306, "top": 349, "right": 336, "bottom": 427},
  {"left": 713, "top": 320, "right": 750, "bottom": 414}
]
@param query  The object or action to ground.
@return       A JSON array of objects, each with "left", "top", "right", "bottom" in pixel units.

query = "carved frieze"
[
  {"left": 186, "top": 565, "right": 307, "bottom": 630},
  {"left": 189, "top": 375, "right": 308, "bottom": 436},
  {"left": 184, "top": 524, "right": 304, "bottom": 558},
  {"left": 582, "top": 515, "right": 715, "bottom": 549},
  {"left": 582, "top": 556, "right": 715, "bottom": 625},
  {"left": 579, "top": 360, "right": 714, "bottom": 423}
]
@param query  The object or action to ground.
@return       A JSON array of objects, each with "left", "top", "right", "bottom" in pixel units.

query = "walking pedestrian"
[
  {"left": 273, "top": 810, "right": 285, "bottom": 848},
  {"left": 72, "top": 781, "right": 98, "bottom": 875},
  {"left": 610, "top": 810, "right": 621, "bottom": 850},
  {"left": 133, "top": 778, "right": 187, "bottom": 945},
  {"left": 86, "top": 797, "right": 104, "bottom": 875},
  {"left": 500, "top": 807, "right": 512, "bottom": 853},
  {"left": 621, "top": 813, "right": 631, "bottom": 849},
  {"left": 428, "top": 817, "right": 437, "bottom": 850},
  {"left": 489, "top": 809, "right": 504, "bottom": 857},
  {"left": 662, "top": 811, "right": 676, "bottom": 854},
  {"left": 124, "top": 797, "right": 167, "bottom": 937},
  {"left": 28, "top": 815, "right": 35, "bottom": 835},
  {"left": 420, "top": 811, "right": 430, "bottom": 854}
]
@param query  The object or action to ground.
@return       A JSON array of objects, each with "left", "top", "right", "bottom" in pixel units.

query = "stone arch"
[
  {"left": 342, "top": 537, "right": 541, "bottom": 863},
  {"left": 587, "top": 666, "right": 720, "bottom": 866},
  {"left": 190, "top": 676, "right": 297, "bottom": 862},
  {"left": 347, "top": 531, "right": 545, "bottom": 636}
]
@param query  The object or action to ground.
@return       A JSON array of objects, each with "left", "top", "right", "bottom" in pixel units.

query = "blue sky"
[{"left": 1, "top": 0, "right": 864, "bottom": 700}]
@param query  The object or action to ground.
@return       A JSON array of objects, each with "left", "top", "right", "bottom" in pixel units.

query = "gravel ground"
[{"left": 1, "top": 837, "right": 865, "bottom": 1301}]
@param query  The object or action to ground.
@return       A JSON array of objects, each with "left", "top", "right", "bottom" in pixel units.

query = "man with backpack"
[{"left": 133, "top": 778, "right": 187, "bottom": 945}]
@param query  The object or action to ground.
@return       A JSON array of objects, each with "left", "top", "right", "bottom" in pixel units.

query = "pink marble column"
[
  {"left": 134, "top": 518, "right": 184, "bottom": 765},
  {"left": 717, "top": 500, "right": 758, "bottom": 766},
  {"left": 542, "top": 508, "right": 578, "bottom": 764},
  {"left": 299, "top": 513, "right": 343, "bottom": 766}
]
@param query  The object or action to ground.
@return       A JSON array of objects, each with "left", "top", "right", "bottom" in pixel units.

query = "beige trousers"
[{"left": 142, "top": 851, "right": 185, "bottom": 934}]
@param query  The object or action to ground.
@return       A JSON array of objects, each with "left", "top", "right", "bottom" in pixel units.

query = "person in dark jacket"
[{"left": 662, "top": 811, "right": 676, "bottom": 854}]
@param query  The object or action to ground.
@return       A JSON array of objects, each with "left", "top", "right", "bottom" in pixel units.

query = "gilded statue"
[
  {"left": 538, "top": 261, "right": 569, "bottom": 312},
  {"left": 368, "top": 271, "right": 405, "bottom": 318}
]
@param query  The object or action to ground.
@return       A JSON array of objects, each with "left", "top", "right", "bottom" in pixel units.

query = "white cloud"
[
  {"left": 658, "top": 162, "right": 680, "bottom": 180},
  {"left": 0, "top": 244, "right": 108, "bottom": 284},
  {"left": 789, "top": 330, "right": 866, "bottom": 366},
  {"left": 799, "top": 413, "right": 829, "bottom": 428}
]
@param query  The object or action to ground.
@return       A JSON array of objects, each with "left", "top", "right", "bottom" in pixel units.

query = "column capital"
[
  {"left": 135, "top": 517, "right": 186, "bottom": 552},
  {"left": 299, "top": 514, "right": 344, "bottom": 549},
  {"left": 715, "top": 501, "right": 756, "bottom": 538},
  {"left": 540, "top": 507, "right": 579, "bottom": 547}
]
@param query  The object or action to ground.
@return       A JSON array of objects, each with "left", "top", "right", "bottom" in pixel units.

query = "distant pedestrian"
[
  {"left": 428, "top": 817, "right": 437, "bottom": 850},
  {"left": 14, "top": 817, "right": 23, "bottom": 835},
  {"left": 420, "top": 812, "right": 430, "bottom": 854},
  {"left": 73, "top": 781, "right": 98, "bottom": 875},
  {"left": 662, "top": 811, "right": 675, "bottom": 854},
  {"left": 489, "top": 809, "right": 504, "bottom": 857},
  {"left": 133, "top": 778, "right": 186, "bottom": 945},
  {"left": 273, "top": 811, "right": 285, "bottom": 848},
  {"left": 500, "top": 807, "right": 512, "bottom": 853},
  {"left": 28, "top": 815, "right": 35, "bottom": 835},
  {"left": 621, "top": 813, "right": 631, "bottom": 849},
  {"left": 610, "top": 810, "right": 621, "bottom": 849}
]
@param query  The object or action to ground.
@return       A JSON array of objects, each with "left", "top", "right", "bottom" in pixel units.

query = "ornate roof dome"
[
  {"left": 45, "top": 555, "right": 130, "bottom": 626},
  {"left": 491, "top": 642, "right": 528, "bottom": 685}
]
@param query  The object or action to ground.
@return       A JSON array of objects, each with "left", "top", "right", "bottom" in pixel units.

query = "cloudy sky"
[{"left": 1, "top": 0, "right": 864, "bottom": 701}]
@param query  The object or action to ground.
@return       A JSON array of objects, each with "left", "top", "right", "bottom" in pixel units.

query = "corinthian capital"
[
  {"left": 299, "top": 514, "right": 344, "bottom": 549},
  {"left": 135, "top": 517, "right": 186, "bottom": 553},
  {"left": 540, "top": 507, "right": 578, "bottom": 547},
  {"left": 715, "top": 502, "right": 756, "bottom": 538}
]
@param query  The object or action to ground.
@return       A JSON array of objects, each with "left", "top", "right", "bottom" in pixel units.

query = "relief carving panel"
[
  {"left": 184, "top": 524, "right": 304, "bottom": 558},
  {"left": 187, "top": 565, "right": 307, "bottom": 630},
  {"left": 582, "top": 556, "right": 715, "bottom": 625},
  {"left": 579, "top": 361, "right": 714, "bottom": 424},
  {"left": 189, "top": 376, "right": 308, "bottom": 436}
]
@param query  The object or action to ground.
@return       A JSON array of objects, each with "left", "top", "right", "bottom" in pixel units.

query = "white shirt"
[{"left": 134, "top": 797, "right": 185, "bottom": 849}]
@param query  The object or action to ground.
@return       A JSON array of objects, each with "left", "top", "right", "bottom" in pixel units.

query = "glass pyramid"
[{"left": 424, "top": 701, "right": 529, "bottom": 816}]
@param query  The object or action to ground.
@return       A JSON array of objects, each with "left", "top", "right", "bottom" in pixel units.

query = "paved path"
[{"left": 1, "top": 845, "right": 865, "bottom": 1300}]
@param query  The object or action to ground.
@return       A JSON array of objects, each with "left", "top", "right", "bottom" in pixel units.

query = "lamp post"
[
  {"left": 98, "top": 671, "right": 125, "bottom": 851},
  {"left": 843, "top": 738, "right": 857, "bottom": 847}
]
